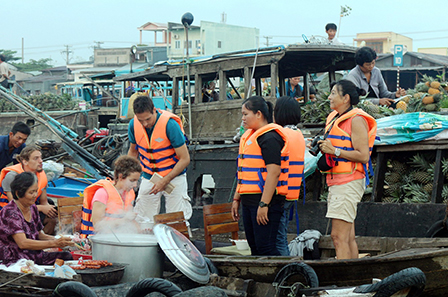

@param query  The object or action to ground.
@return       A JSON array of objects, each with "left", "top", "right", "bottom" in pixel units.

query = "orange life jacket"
[
  {"left": 237, "top": 123, "right": 289, "bottom": 196},
  {"left": 282, "top": 128, "right": 305, "bottom": 201},
  {"left": 133, "top": 110, "right": 185, "bottom": 177},
  {"left": 0, "top": 164, "right": 48, "bottom": 210},
  {"left": 80, "top": 179, "right": 135, "bottom": 238},
  {"left": 322, "top": 108, "right": 377, "bottom": 175}
]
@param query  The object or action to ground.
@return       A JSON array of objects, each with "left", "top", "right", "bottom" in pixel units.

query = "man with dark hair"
[
  {"left": 325, "top": 23, "right": 342, "bottom": 45},
  {"left": 0, "top": 122, "right": 31, "bottom": 171},
  {"left": 128, "top": 95, "right": 192, "bottom": 224},
  {"left": 347, "top": 46, "right": 406, "bottom": 106},
  {"left": 0, "top": 145, "right": 57, "bottom": 235},
  {"left": 0, "top": 55, "right": 11, "bottom": 88}
]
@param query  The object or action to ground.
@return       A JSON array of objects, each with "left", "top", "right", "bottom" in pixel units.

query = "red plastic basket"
[{"left": 70, "top": 250, "right": 92, "bottom": 260}]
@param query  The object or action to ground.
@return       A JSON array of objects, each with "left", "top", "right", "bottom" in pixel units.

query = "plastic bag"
[
  {"left": 5, "top": 259, "right": 45, "bottom": 275},
  {"left": 47, "top": 264, "right": 77, "bottom": 279},
  {"left": 43, "top": 161, "right": 64, "bottom": 182}
]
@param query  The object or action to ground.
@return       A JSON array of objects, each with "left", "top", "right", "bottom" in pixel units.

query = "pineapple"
[
  {"left": 423, "top": 183, "right": 433, "bottom": 193},
  {"left": 430, "top": 81, "right": 441, "bottom": 89},
  {"left": 385, "top": 172, "right": 401, "bottom": 184},
  {"left": 422, "top": 96, "right": 434, "bottom": 105},
  {"left": 412, "top": 171, "right": 432, "bottom": 184},
  {"left": 390, "top": 160, "right": 408, "bottom": 174},
  {"left": 428, "top": 88, "right": 440, "bottom": 95},
  {"left": 396, "top": 101, "right": 407, "bottom": 111}
]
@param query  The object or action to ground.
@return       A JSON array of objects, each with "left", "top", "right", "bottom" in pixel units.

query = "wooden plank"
[
  {"left": 207, "top": 222, "right": 239, "bottom": 235},
  {"left": 219, "top": 70, "right": 226, "bottom": 101},
  {"left": 372, "top": 152, "right": 387, "bottom": 202},
  {"left": 57, "top": 197, "right": 83, "bottom": 207},
  {"left": 270, "top": 62, "right": 278, "bottom": 98},
  {"left": 195, "top": 74, "right": 202, "bottom": 104},
  {"left": 154, "top": 211, "right": 185, "bottom": 224},
  {"left": 432, "top": 149, "right": 445, "bottom": 203},
  {"left": 203, "top": 203, "right": 232, "bottom": 215},
  {"left": 59, "top": 205, "right": 82, "bottom": 215},
  {"left": 205, "top": 213, "right": 234, "bottom": 225}
]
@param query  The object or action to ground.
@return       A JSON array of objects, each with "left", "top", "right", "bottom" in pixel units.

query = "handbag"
[{"left": 317, "top": 153, "right": 335, "bottom": 171}]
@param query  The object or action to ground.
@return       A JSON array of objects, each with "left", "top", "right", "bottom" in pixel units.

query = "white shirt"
[
  {"left": 0, "top": 62, "right": 9, "bottom": 82},
  {"left": 328, "top": 37, "right": 343, "bottom": 45}
]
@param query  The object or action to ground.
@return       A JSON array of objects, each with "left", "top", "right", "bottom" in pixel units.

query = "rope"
[{"left": 91, "top": 134, "right": 128, "bottom": 166}]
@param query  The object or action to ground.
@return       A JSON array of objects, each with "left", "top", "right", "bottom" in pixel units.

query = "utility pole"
[
  {"left": 61, "top": 45, "right": 72, "bottom": 64},
  {"left": 21, "top": 38, "right": 24, "bottom": 63},
  {"left": 93, "top": 41, "right": 104, "bottom": 49},
  {"left": 263, "top": 36, "right": 273, "bottom": 47},
  {"left": 337, "top": 5, "right": 352, "bottom": 38}
]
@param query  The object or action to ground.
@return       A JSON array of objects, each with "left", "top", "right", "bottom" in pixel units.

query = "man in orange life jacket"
[
  {"left": 0, "top": 145, "right": 58, "bottom": 234},
  {"left": 128, "top": 95, "right": 192, "bottom": 224}
]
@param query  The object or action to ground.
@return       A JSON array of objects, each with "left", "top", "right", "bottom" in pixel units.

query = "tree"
[
  {"left": 12, "top": 58, "right": 54, "bottom": 72},
  {"left": 0, "top": 50, "right": 20, "bottom": 62}
]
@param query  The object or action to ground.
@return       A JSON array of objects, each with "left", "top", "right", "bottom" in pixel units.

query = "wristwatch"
[
  {"left": 334, "top": 148, "right": 341, "bottom": 157},
  {"left": 259, "top": 201, "right": 270, "bottom": 208}
]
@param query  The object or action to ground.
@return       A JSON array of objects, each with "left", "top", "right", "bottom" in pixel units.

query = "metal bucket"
[{"left": 90, "top": 234, "right": 164, "bottom": 283}]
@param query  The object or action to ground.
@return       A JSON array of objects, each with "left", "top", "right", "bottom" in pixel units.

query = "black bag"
[{"left": 317, "top": 153, "right": 335, "bottom": 171}]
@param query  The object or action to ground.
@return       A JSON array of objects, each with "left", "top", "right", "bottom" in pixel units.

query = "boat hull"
[{"left": 207, "top": 248, "right": 448, "bottom": 297}]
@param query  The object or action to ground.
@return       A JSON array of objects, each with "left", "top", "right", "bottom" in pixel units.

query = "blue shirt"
[
  {"left": 128, "top": 111, "right": 187, "bottom": 179},
  {"left": 0, "top": 135, "right": 25, "bottom": 171}
]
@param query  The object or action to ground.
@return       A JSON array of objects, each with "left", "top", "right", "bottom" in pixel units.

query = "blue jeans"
[
  {"left": 242, "top": 203, "right": 283, "bottom": 256},
  {"left": 277, "top": 200, "right": 294, "bottom": 256}
]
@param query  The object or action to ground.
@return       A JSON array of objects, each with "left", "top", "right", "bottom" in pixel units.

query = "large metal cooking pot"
[{"left": 90, "top": 234, "right": 164, "bottom": 283}]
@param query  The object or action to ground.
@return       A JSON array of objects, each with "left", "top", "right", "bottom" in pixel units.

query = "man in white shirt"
[
  {"left": 325, "top": 23, "right": 343, "bottom": 45},
  {"left": 0, "top": 55, "right": 11, "bottom": 88}
]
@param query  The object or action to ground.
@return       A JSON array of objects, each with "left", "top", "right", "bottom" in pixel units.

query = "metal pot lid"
[{"left": 154, "top": 224, "right": 210, "bottom": 284}]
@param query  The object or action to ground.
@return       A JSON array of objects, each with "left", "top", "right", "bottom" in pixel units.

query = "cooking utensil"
[{"left": 75, "top": 263, "right": 127, "bottom": 286}]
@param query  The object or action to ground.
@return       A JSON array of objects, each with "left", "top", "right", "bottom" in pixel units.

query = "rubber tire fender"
[
  {"left": 52, "top": 281, "right": 97, "bottom": 297},
  {"left": 272, "top": 262, "right": 319, "bottom": 289},
  {"left": 204, "top": 257, "right": 219, "bottom": 275},
  {"left": 353, "top": 267, "right": 426, "bottom": 297},
  {"left": 125, "top": 278, "right": 183, "bottom": 297},
  {"left": 425, "top": 220, "right": 448, "bottom": 238}
]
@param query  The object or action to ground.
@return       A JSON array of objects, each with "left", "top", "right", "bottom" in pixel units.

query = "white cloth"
[
  {"left": 134, "top": 173, "right": 192, "bottom": 223},
  {"left": 288, "top": 229, "right": 322, "bottom": 257},
  {"left": 0, "top": 62, "right": 9, "bottom": 82}
]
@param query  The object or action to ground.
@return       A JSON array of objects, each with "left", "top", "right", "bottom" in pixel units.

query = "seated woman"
[
  {"left": 81, "top": 155, "right": 142, "bottom": 237},
  {"left": 0, "top": 172, "right": 73, "bottom": 266}
]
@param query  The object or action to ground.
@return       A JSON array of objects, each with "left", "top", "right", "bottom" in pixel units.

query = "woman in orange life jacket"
[
  {"left": 274, "top": 96, "right": 305, "bottom": 256},
  {"left": 80, "top": 156, "right": 142, "bottom": 237},
  {"left": 231, "top": 96, "right": 289, "bottom": 256},
  {"left": 316, "top": 79, "right": 376, "bottom": 260}
]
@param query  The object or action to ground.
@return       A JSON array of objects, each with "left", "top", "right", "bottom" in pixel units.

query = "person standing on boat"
[
  {"left": 80, "top": 156, "right": 142, "bottom": 237},
  {"left": 325, "top": 23, "right": 343, "bottom": 45},
  {"left": 274, "top": 96, "right": 305, "bottom": 256},
  {"left": 128, "top": 95, "right": 192, "bottom": 224},
  {"left": 231, "top": 96, "right": 289, "bottom": 256},
  {"left": 0, "top": 172, "right": 73, "bottom": 266},
  {"left": 0, "top": 122, "right": 30, "bottom": 172},
  {"left": 0, "top": 146, "right": 57, "bottom": 235},
  {"left": 346, "top": 46, "right": 406, "bottom": 107},
  {"left": 316, "top": 80, "right": 377, "bottom": 259},
  {"left": 0, "top": 54, "right": 11, "bottom": 88}
]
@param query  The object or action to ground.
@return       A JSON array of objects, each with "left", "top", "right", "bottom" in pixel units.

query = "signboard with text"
[{"left": 394, "top": 45, "right": 404, "bottom": 67}]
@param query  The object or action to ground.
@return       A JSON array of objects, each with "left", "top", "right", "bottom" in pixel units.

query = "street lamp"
[{"left": 182, "top": 12, "right": 194, "bottom": 140}]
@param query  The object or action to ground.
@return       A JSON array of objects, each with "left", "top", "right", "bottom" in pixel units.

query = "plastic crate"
[{"left": 71, "top": 251, "right": 92, "bottom": 260}]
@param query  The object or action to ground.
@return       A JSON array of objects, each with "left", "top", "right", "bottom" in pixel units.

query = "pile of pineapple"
[
  {"left": 382, "top": 152, "right": 448, "bottom": 204},
  {"left": 0, "top": 93, "right": 78, "bottom": 112}
]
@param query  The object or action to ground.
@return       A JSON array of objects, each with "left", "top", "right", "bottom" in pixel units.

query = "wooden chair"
[
  {"left": 57, "top": 197, "right": 84, "bottom": 234},
  {"left": 154, "top": 211, "right": 190, "bottom": 239},
  {"left": 203, "top": 203, "right": 239, "bottom": 254}
]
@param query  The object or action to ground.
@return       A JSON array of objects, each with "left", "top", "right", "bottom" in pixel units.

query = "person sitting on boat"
[
  {"left": 315, "top": 79, "right": 377, "bottom": 259},
  {"left": 231, "top": 96, "right": 289, "bottom": 256},
  {"left": 283, "top": 77, "right": 316, "bottom": 102},
  {"left": 127, "top": 95, "right": 192, "bottom": 225},
  {"left": 80, "top": 156, "right": 142, "bottom": 238},
  {"left": 0, "top": 121, "right": 31, "bottom": 172},
  {"left": 0, "top": 145, "right": 57, "bottom": 235},
  {"left": 346, "top": 46, "right": 406, "bottom": 107},
  {"left": 274, "top": 96, "right": 305, "bottom": 256},
  {"left": 202, "top": 81, "right": 219, "bottom": 102},
  {"left": 0, "top": 172, "right": 73, "bottom": 266}
]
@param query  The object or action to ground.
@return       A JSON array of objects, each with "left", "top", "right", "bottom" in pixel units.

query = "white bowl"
[{"left": 231, "top": 239, "right": 249, "bottom": 250}]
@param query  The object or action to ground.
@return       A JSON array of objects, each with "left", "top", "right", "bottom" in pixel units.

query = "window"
[
  {"left": 183, "top": 41, "right": 192, "bottom": 48},
  {"left": 195, "top": 40, "right": 201, "bottom": 48},
  {"left": 365, "top": 42, "right": 383, "bottom": 54},
  {"left": 175, "top": 40, "right": 180, "bottom": 49},
  {"left": 218, "top": 41, "right": 222, "bottom": 48}
]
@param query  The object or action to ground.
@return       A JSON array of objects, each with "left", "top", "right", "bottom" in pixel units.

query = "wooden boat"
[{"left": 206, "top": 236, "right": 448, "bottom": 297}]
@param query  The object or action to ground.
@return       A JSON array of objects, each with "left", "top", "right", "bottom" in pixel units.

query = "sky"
[{"left": 3, "top": 0, "right": 448, "bottom": 66}]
